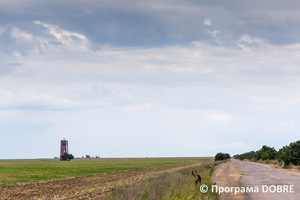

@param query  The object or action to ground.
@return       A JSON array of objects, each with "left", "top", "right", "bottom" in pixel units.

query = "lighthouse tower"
[{"left": 60, "top": 138, "right": 68, "bottom": 160}]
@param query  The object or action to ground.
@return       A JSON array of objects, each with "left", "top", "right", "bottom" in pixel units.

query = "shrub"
[
  {"left": 233, "top": 151, "right": 255, "bottom": 160},
  {"left": 254, "top": 145, "right": 277, "bottom": 161},
  {"left": 60, "top": 153, "right": 74, "bottom": 161},
  {"left": 278, "top": 140, "right": 300, "bottom": 166},
  {"left": 215, "top": 152, "right": 230, "bottom": 161},
  {"left": 235, "top": 140, "right": 300, "bottom": 166},
  {"left": 261, "top": 152, "right": 269, "bottom": 160}
]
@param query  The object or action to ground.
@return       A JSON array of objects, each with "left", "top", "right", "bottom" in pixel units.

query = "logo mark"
[{"left": 200, "top": 184, "right": 208, "bottom": 193}]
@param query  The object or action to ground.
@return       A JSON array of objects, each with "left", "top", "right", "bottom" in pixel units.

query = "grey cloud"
[
  {"left": 0, "top": 63, "right": 21, "bottom": 75},
  {"left": 16, "top": 21, "right": 56, "bottom": 40},
  {"left": 0, "top": 27, "right": 16, "bottom": 45},
  {"left": 1, "top": 0, "right": 300, "bottom": 159},
  {"left": 89, "top": 43, "right": 102, "bottom": 51},
  {"left": 0, "top": 27, "right": 17, "bottom": 55},
  {"left": 48, "top": 40, "right": 63, "bottom": 45},
  {"left": 0, "top": 0, "right": 299, "bottom": 49},
  {"left": 0, "top": 25, "right": 44, "bottom": 56}
]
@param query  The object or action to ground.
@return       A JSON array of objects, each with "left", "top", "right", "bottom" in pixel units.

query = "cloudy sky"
[{"left": 1, "top": 0, "right": 300, "bottom": 159}]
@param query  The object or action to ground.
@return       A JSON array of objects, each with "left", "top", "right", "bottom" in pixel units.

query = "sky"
[{"left": 1, "top": 0, "right": 300, "bottom": 159}]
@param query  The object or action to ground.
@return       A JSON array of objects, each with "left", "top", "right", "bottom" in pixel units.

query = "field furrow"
[{"left": 0, "top": 162, "right": 203, "bottom": 199}]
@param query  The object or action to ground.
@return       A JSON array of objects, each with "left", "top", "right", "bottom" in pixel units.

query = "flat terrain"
[
  {"left": 0, "top": 158, "right": 210, "bottom": 199},
  {"left": 212, "top": 159, "right": 300, "bottom": 200},
  {"left": 0, "top": 157, "right": 209, "bottom": 186}
]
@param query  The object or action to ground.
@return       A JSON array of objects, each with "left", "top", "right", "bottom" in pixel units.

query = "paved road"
[{"left": 231, "top": 159, "right": 300, "bottom": 200}]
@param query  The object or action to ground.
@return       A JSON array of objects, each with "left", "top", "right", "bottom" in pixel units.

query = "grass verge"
[{"left": 105, "top": 161, "right": 224, "bottom": 200}]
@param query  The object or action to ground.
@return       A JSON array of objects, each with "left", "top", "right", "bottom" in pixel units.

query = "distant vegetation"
[
  {"left": 60, "top": 153, "right": 74, "bottom": 161},
  {"left": 214, "top": 152, "right": 230, "bottom": 161},
  {"left": 234, "top": 140, "right": 300, "bottom": 166}
]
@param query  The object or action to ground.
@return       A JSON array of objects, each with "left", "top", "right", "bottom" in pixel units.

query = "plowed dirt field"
[{"left": 0, "top": 163, "right": 203, "bottom": 199}]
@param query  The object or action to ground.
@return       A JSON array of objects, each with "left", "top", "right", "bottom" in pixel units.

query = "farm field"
[
  {"left": 0, "top": 157, "right": 210, "bottom": 186},
  {"left": 0, "top": 157, "right": 212, "bottom": 199}
]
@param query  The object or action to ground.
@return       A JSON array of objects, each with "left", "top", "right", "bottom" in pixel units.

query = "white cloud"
[
  {"left": 11, "top": 27, "right": 33, "bottom": 40},
  {"left": 207, "top": 30, "right": 219, "bottom": 37},
  {"left": 203, "top": 18, "right": 211, "bottom": 26},
  {"left": 236, "top": 35, "right": 266, "bottom": 52},
  {"left": 35, "top": 21, "right": 89, "bottom": 51},
  {"left": 119, "top": 103, "right": 151, "bottom": 112},
  {"left": 208, "top": 114, "right": 231, "bottom": 121},
  {"left": 0, "top": 22, "right": 92, "bottom": 57},
  {"left": 220, "top": 142, "right": 259, "bottom": 154},
  {"left": 0, "top": 26, "right": 5, "bottom": 34},
  {"left": 172, "top": 67, "right": 195, "bottom": 73},
  {"left": 0, "top": 88, "right": 77, "bottom": 109},
  {"left": 238, "top": 35, "right": 264, "bottom": 44},
  {"left": 251, "top": 96, "right": 300, "bottom": 106},
  {"left": 2, "top": 20, "right": 300, "bottom": 158},
  {"left": 285, "top": 43, "right": 300, "bottom": 49}
]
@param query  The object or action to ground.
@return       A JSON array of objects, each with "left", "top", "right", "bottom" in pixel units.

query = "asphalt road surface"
[{"left": 228, "top": 159, "right": 300, "bottom": 199}]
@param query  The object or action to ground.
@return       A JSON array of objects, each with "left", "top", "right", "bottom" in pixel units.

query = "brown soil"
[
  {"left": 211, "top": 160, "right": 248, "bottom": 200},
  {"left": 0, "top": 163, "right": 203, "bottom": 200}
]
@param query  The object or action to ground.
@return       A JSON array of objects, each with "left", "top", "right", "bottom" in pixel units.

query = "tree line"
[{"left": 233, "top": 140, "right": 300, "bottom": 166}]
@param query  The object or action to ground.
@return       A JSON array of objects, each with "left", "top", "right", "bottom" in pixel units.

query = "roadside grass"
[
  {"left": 0, "top": 158, "right": 211, "bottom": 187},
  {"left": 105, "top": 161, "right": 224, "bottom": 200}
]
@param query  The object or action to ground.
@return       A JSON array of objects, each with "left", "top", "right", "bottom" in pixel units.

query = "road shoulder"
[
  {"left": 211, "top": 160, "right": 248, "bottom": 199},
  {"left": 243, "top": 160, "right": 300, "bottom": 178}
]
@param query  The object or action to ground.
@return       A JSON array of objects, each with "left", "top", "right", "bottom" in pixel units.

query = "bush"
[
  {"left": 215, "top": 152, "right": 230, "bottom": 161},
  {"left": 254, "top": 145, "right": 277, "bottom": 161},
  {"left": 235, "top": 140, "right": 300, "bottom": 166},
  {"left": 261, "top": 152, "right": 270, "bottom": 160},
  {"left": 60, "top": 153, "right": 74, "bottom": 161},
  {"left": 234, "top": 151, "right": 255, "bottom": 160},
  {"left": 278, "top": 140, "right": 300, "bottom": 166}
]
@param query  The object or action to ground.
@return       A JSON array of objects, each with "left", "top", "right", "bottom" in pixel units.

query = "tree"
[
  {"left": 60, "top": 153, "right": 74, "bottom": 161},
  {"left": 254, "top": 145, "right": 277, "bottom": 161},
  {"left": 261, "top": 152, "right": 270, "bottom": 160},
  {"left": 215, "top": 152, "right": 230, "bottom": 161},
  {"left": 278, "top": 145, "right": 291, "bottom": 166},
  {"left": 234, "top": 140, "right": 300, "bottom": 166},
  {"left": 278, "top": 140, "right": 300, "bottom": 166},
  {"left": 289, "top": 140, "right": 300, "bottom": 165},
  {"left": 225, "top": 153, "right": 230, "bottom": 159},
  {"left": 233, "top": 151, "right": 255, "bottom": 161}
]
